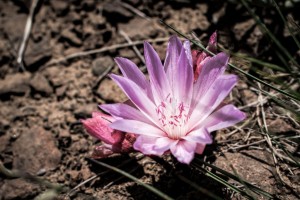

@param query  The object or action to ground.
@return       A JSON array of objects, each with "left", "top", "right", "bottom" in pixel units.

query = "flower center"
[{"left": 156, "top": 94, "right": 190, "bottom": 140}]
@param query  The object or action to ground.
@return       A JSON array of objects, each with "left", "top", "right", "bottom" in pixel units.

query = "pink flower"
[
  {"left": 81, "top": 112, "right": 136, "bottom": 158},
  {"left": 97, "top": 35, "right": 246, "bottom": 164}
]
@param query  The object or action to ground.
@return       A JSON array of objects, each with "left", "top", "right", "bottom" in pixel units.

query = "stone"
[
  {"left": 96, "top": 79, "right": 127, "bottom": 102},
  {"left": 103, "top": 0, "right": 133, "bottom": 23},
  {"left": 50, "top": 0, "right": 69, "bottom": 16},
  {"left": 61, "top": 29, "right": 82, "bottom": 46},
  {"left": 0, "top": 72, "right": 31, "bottom": 97},
  {"left": 24, "top": 37, "right": 52, "bottom": 70},
  {"left": 233, "top": 19, "right": 256, "bottom": 41},
  {"left": 0, "top": 178, "right": 40, "bottom": 200},
  {"left": 91, "top": 56, "right": 114, "bottom": 76},
  {"left": 12, "top": 126, "right": 62, "bottom": 174},
  {"left": 29, "top": 73, "right": 53, "bottom": 96}
]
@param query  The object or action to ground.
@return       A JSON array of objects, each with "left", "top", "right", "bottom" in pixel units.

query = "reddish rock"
[{"left": 12, "top": 126, "right": 62, "bottom": 174}]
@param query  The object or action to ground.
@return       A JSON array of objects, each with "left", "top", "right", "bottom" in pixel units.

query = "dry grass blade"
[
  {"left": 44, "top": 37, "right": 169, "bottom": 68},
  {"left": 17, "top": 0, "right": 40, "bottom": 71}
]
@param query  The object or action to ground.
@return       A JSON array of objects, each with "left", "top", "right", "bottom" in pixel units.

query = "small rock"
[
  {"left": 59, "top": 129, "right": 70, "bottom": 138},
  {"left": 92, "top": 56, "right": 114, "bottom": 76},
  {"left": 0, "top": 134, "right": 10, "bottom": 152},
  {"left": 55, "top": 85, "right": 67, "bottom": 97},
  {"left": 233, "top": 19, "right": 256, "bottom": 41},
  {"left": 3, "top": 14, "right": 26, "bottom": 43},
  {"left": 24, "top": 37, "right": 52, "bottom": 70},
  {"left": 50, "top": 0, "right": 69, "bottom": 16},
  {"left": 74, "top": 103, "right": 97, "bottom": 119},
  {"left": 12, "top": 126, "right": 62, "bottom": 174},
  {"left": 0, "top": 72, "right": 31, "bottom": 97},
  {"left": 0, "top": 178, "right": 40, "bottom": 200},
  {"left": 267, "top": 118, "right": 294, "bottom": 133},
  {"left": 118, "top": 17, "right": 165, "bottom": 39},
  {"left": 215, "top": 150, "right": 275, "bottom": 194},
  {"left": 97, "top": 79, "right": 127, "bottom": 102},
  {"left": 61, "top": 29, "right": 82, "bottom": 46},
  {"left": 103, "top": 0, "right": 133, "bottom": 23},
  {"left": 30, "top": 74, "right": 53, "bottom": 96}
]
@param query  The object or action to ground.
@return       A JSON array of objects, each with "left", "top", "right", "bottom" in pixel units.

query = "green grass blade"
[
  {"left": 240, "top": 0, "right": 299, "bottom": 69},
  {"left": 176, "top": 174, "right": 223, "bottom": 200},
  {"left": 195, "top": 159, "right": 274, "bottom": 199},
  {"left": 231, "top": 52, "right": 286, "bottom": 72},
  {"left": 159, "top": 20, "right": 300, "bottom": 101},
  {"left": 193, "top": 162, "right": 255, "bottom": 199},
  {"left": 88, "top": 158, "right": 174, "bottom": 200},
  {"left": 271, "top": 0, "right": 300, "bottom": 49}
]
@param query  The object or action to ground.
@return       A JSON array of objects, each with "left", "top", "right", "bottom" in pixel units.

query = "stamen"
[{"left": 156, "top": 94, "right": 190, "bottom": 140}]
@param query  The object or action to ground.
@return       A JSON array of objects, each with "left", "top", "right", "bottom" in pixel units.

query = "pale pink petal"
[
  {"left": 133, "top": 136, "right": 174, "bottom": 156},
  {"left": 189, "top": 74, "right": 238, "bottom": 131},
  {"left": 100, "top": 103, "right": 153, "bottom": 124},
  {"left": 173, "top": 42, "right": 193, "bottom": 103},
  {"left": 170, "top": 140, "right": 197, "bottom": 164},
  {"left": 109, "top": 74, "right": 158, "bottom": 124},
  {"left": 110, "top": 119, "right": 165, "bottom": 137},
  {"left": 92, "top": 112, "right": 114, "bottom": 122},
  {"left": 115, "top": 57, "right": 149, "bottom": 90},
  {"left": 144, "top": 42, "right": 171, "bottom": 104},
  {"left": 152, "top": 137, "right": 175, "bottom": 154},
  {"left": 191, "top": 52, "right": 229, "bottom": 110},
  {"left": 183, "top": 40, "right": 193, "bottom": 68},
  {"left": 195, "top": 144, "right": 206, "bottom": 154},
  {"left": 81, "top": 115, "right": 122, "bottom": 145},
  {"left": 202, "top": 104, "right": 246, "bottom": 132},
  {"left": 164, "top": 35, "right": 182, "bottom": 72},
  {"left": 183, "top": 128, "right": 212, "bottom": 144},
  {"left": 207, "top": 31, "right": 217, "bottom": 53}
]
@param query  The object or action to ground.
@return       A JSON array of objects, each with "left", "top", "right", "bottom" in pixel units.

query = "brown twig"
[
  {"left": 92, "top": 64, "right": 114, "bottom": 90},
  {"left": 120, "top": 2, "right": 151, "bottom": 21},
  {"left": 43, "top": 37, "right": 169, "bottom": 69},
  {"left": 119, "top": 30, "right": 145, "bottom": 64},
  {"left": 17, "top": 0, "right": 40, "bottom": 71}
]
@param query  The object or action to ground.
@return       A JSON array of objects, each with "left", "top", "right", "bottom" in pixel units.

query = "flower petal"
[
  {"left": 189, "top": 74, "right": 238, "bottom": 131},
  {"left": 191, "top": 52, "right": 229, "bottom": 110},
  {"left": 183, "top": 128, "right": 212, "bottom": 144},
  {"left": 109, "top": 74, "right": 158, "bottom": 124},
  {"left": 81, "top": 113, "right": 122, "bottom": 144},
  {"left": 100, "top": 103, "right": 153, "bottom": 124},
  {"left": 173, "top": 41, "right": 193, "bottom": 103},
  {"left": 183, "top": 40, "right": 193, "bottom": 67},
  {"left": 115, "top": 57, "right": 149, "bottom": 91},
  {"left": 110, "top": 119, "right": 165, "bottom": 137},
  {"left": 207, "top": 31, "right": 217, "bottom": 53},
  {"left": 144, "top": 42, "right": 171, "bottom": 104},
  {"left": 195, "top": 143, "right": 206, "bottom": 154},
  {"left": 170, "top": 140, "right": 196, "bottom": 164},
  {"left": 202, "top": 104, "right": 246, "bottom": 132},
  {"left": 133, "top": 136, "right": 174, "bottom": 156},
  {"left": 164, "top": 35, "right": 182, "bottom": 73}
]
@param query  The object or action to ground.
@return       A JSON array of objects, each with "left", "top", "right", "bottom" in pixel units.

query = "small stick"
[
  {"left": 17, "top": 0, "right": 40, "bottom": 71},
  {"left": 43, "top": 37, "right": 169, "bottom": 68},
  {"left": 119, "top": 30, "right": 145, "bottom": 64},
  {"left": 92, "top": 64, "right": 114, "bottom": 90},
  {"left": 120, "top": 2, "right": 151, "bottom": 21}
]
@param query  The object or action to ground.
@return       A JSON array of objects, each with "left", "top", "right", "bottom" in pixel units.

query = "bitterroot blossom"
[{"left": 82, "top": 33, "right": 246, "bottom": 164}]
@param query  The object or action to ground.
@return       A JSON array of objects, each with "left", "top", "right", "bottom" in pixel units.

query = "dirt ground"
[{"left": 0, "top": 0, "right": 300, "bottom": 199}]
